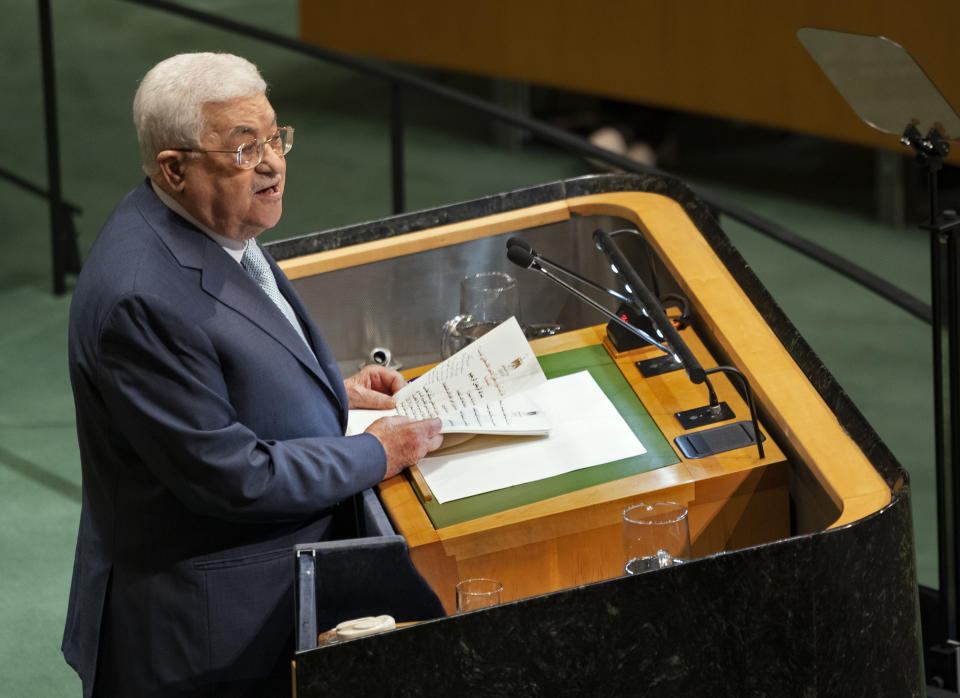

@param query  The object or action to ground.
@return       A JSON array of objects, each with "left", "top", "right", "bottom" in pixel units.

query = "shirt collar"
[{"left": 152, "top": 182, "right": 246, "bottom": 264}]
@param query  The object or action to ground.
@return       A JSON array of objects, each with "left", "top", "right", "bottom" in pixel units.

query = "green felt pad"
[{"left": 418, "top": 345, "right": 680, "bottom": 528}]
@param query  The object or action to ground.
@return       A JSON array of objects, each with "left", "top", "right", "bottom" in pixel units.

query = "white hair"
[{"left": 133, "top": 52, "right": 267, "bottom": 176}]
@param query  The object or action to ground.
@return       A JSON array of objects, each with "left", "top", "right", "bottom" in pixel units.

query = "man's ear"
[{"left": 155, "top": 150, "right": 188, "bottom": 192}]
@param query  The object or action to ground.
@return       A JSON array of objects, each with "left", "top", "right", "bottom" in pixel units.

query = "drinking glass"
[
  {"left": 441, "top": 272, "right": 519, "bottom": 358},
  {"left": 622, "top": 501, "right": 691, "bottom": 575},
  {"left": 455, "top": 578, "right": 503, "bottom": 612}
]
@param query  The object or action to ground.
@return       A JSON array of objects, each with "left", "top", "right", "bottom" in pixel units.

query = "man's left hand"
[{"left": 344, "top": 364, "right": 407, "bottom": 409}]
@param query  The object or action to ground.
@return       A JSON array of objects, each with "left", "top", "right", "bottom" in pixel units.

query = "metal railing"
[{"left": 2, "top": 0, "right": 83, "bottom": 294}]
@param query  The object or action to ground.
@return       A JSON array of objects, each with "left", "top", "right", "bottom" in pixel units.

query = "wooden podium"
[{"left": 275, "top": 174, "right": 920, "bottom": 696}]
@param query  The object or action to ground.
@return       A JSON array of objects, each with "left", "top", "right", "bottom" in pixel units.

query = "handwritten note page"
[
  {"left": 346, "top": 390, "right": 550, "bottom": 436},
  {"left": 436, "top": 391, "right": 549, "bottom": 434},
  {"left": 392, "top": 317, "right": 545, "bottom": 421},
  {"left": 346, "top": 317, "right": 549, "bottom": 436}
]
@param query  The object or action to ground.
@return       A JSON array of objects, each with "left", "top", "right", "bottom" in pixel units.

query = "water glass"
[
  {"left": 441, "top": 272, "right": 519, "bottom": 358},
  {"left": 455, "top": 578, "right": 503, "bottom": 612},
  {"left": 622, "top": 501, "right": 690, "bottom": 575}
]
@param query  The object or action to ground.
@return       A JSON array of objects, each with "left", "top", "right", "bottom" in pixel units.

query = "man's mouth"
[{"left": 255, "top": 182, "right": 281, "bottom": 196}]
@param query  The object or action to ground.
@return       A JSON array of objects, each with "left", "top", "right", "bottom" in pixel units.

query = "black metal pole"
[
  {"left": 932, "top": 222, "right": 958, "bottom": 644},
  {"left": 931, "top": 171, "right": 940, "bottom": 227},
  {"left": 899, "top": 127, "right": 960, "bottom": 688},
  {"left": 922, "top": 180, "right": 960, "bottom": 688},
  {"left": 949, "top": 225, "right": 960, "bottom": 643},
  {"left": 38, "top": 0, "right": 69, "bottom": 295},
  {"left": 390, "top": 82, "right": 404, "bottom": 215}
]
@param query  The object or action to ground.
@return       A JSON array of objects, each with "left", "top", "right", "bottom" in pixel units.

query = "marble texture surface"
[
  {"left": 295, "top": 494, "right": 920, "bottom": 696},
  {"left": 277, "top": 174, "right": 923, "bottom": 696}
]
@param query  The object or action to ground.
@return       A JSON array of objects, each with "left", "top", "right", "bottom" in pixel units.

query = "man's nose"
[{"left": 256, "top": 142, "right": 285, "bottom": 172}]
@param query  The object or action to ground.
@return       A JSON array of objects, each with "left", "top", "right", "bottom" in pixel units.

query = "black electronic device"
[
  {"left": 607, "top": 302, "right": 656, "bottom": 352},
  {"left": 593, "top": 229, "right": 706, "bottom": 385},
  {"left": 593, "top": 230, "right": 765, "bottom": 456},
  {"left": 674, "top": 421, "right": 765, "bottom": 459},
  {"left": 675, "top": 402, "right": 736, "bottom": 429},
  {"left": 635, "top": 354, "right": 683, "bottom": 377}
]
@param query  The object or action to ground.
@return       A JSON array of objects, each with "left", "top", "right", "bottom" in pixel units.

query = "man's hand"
[
  {"left": 365, "top": 416, "right": 443, "bottom": 480},
  {"left": 344, "top": 364, "right": 407, "bottom": 410}
]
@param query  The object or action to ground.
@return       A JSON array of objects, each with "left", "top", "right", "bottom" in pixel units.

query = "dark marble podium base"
[{"left": 294, "top": 494, "right": 918, "bottom": 696}]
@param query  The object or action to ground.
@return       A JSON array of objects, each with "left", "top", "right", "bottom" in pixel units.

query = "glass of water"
[
  {"left": 622, "top": 502, "right": 690, "bottom": 575},
  {"left": 441, "top": 272, "right": 519, "bottom": 358},
  {"left": 455, "top": 578, "right": 503, "bottom": 612}
]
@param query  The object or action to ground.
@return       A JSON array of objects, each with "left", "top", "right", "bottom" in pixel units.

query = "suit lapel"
[
  {"left": 135, "top": 182, "right": 343, "bottom": 411},
  {"left": 270, "top": 256, "right": 350, "bottom": 427},
  {"left": 200, "top": 243, "right": 326, "bottom": 372}
]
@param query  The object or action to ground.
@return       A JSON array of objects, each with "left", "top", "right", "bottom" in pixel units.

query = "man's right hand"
[{"left": 365, "top": 416, "right": 443, "bottom": 480}]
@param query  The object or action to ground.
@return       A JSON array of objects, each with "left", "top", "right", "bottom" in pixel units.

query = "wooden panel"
[
  {"left": 300, "top": 0, "right": 960, "bottom": 162},
  {"left": 278, "top": 201, "right": 570, "bottom": 279}
]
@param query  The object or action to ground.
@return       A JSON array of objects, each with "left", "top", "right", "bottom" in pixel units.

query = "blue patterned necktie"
[{"left": 241, "top": 241, "right": 311, "bottom": 349}]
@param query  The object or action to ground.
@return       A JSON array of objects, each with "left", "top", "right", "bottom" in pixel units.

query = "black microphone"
[
  {"left": 607, "top": 228, "right": 662, "bottom": 299},
  {"left": 593, "top": 229, "right": 706, "bottom": 385},
  {"left": 506, "top": 236, "right": 532, "bottom": 253},
  {"left": 506, "top": 241, "right": 670, "bottom": 353},
  {"left": 506, "top": 243, "right": 537, "bottom": 269},
  {"left": 506, "top": 237, "right": 637, "bottom": 308}
]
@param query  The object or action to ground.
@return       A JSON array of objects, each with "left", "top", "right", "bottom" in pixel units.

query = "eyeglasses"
[{"left": 170, "top": 126, "right": 294, "bottom": 169}]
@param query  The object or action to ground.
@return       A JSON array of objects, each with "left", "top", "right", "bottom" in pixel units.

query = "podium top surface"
[{"left": 379, "top": 319, "right": 790, "bottom": 552}]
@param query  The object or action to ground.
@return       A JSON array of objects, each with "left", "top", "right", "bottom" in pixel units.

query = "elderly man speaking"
[{"left": 62, "top": 53, "right": 443, "bottom": 697}]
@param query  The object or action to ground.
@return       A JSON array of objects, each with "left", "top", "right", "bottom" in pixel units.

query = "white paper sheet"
[{"left": 416, "top": 370, "right": 647, "bottom": 503}]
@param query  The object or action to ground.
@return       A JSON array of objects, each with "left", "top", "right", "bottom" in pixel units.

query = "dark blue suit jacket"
[{"left": 62, "top": 181, "right": 387, "bottom": 697}]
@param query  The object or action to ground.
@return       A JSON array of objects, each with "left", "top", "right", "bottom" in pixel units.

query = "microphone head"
[
  {"left": 592, "top": 229, "right": 606, "bottom": 251},
  {"left": 507, "top": 244, "right": 537, "bottom": 269},
  {"left": 506, "top": 237, "right": 534, "bottom": 253},
  {"left": 687, "top": 366, "right": 707, "bottom": 385}
]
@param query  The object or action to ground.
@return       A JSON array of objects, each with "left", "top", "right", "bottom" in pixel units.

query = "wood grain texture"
[
  {"left": 278, "top": 201, "right": 570, "bottom": 279},
  {"left": 300, "top": 0, "right": 960, "bottom": 162}
]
